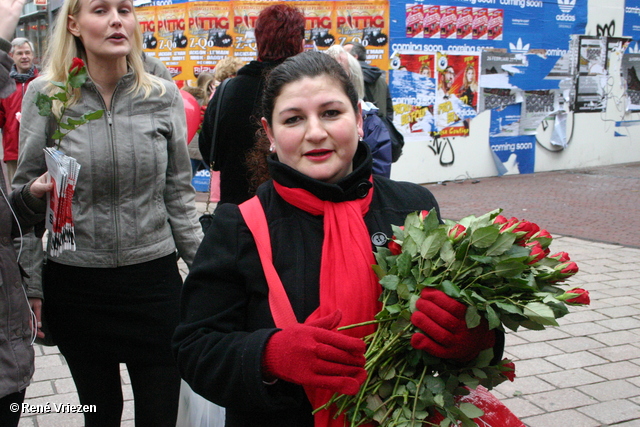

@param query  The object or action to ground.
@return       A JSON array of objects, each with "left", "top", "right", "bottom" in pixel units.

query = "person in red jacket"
[{"left": 0, "top": 37, "right": 37, "bottom": 184}]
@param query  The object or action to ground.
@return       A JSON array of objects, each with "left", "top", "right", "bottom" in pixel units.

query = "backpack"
[{"left": 364, "top": 84, "right": 404, "bottom": 162}]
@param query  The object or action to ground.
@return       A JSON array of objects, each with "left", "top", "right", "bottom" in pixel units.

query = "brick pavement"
[{"left": 17, "top": 163, "right": 640, "bottom": 426}]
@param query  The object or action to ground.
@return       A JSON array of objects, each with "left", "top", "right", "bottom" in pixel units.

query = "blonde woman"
[{"left": 13, "top": 0, "right": 202, "bottom": 424}]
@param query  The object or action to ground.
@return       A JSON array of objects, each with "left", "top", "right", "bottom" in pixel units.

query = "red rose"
[
  {"left": 565, "top": 288, "right": 590, "bottom": 305},
  {"left": 531, "top": 229, "right": 552, "bottom": 240},
  {"left": 556, "top": 261, "right": 579, "bottom": 276},
  {"left": 388, "top": 239, "right": 402, "bottom": 255},
  {"left": 498, "top": 216, "right": 519, "bottom": 233},
  {"left": 69, "top": 57, "right": 85, "bottom": 76},
  {"left": 447, "top": 223, "right": 466, "bottom": 242},
  {"left": 419, "top": 210, "right": 430, "bottom": 220},
  {"left": 549, "top": 251, "right": 571, "bottom": 263},
  {"left": 501, "top": 360, "right": 516, "bottom": 382},
  {"left": 514, "top": 220, "right": 540, "bottom": 242},
  {"left": 493, "top": 214, "right": 508, "bottom": 225},
  {"left": 526, "top": 241, "right": 546, "bottom": 265}
]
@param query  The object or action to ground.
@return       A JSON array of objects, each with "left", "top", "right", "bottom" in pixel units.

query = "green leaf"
[
  {"left": 440, "top": 280, "right": 461, "bottom": 299},
  {"left": 472, "top": 367, "right": 488, "bottom": 379},
  {"left": 53, "top": 92, "right": 69, "bottom": 102},
  {"left": 35, "top": 93, "right": 52, "bottom": 116},
  {"left": 485, "top": 232, "right": 516, "bottom": 256},
  {"left": 423, "top": 208, "right": 440, "bottom": 232},
  {"left": 84, "top": 109, "right": 104, "bottom": 120},
  {"left": 470, "top": 226, "right": 500, "bottom": 248},
  {"left": 474, "top": 348, "right": 495, "bottom": 368},
  {"left": 425, "top": 376, "right": 445, "bottom": 394},
  {"left": 465, "top": 305, "right": 481, "bottom": 329},
  {"left": 59, "top": 121, "right": 76, "bottom": 130},
  {"left": 371, "top": 264, "right": 386, "bottom": 280},
  {"left": 396, "top": 252, "right": 413, "bottom": 277},
  {"left": 379, "top": 366, "right": 396, "bottom": 380},
  {"left": 520, "top": 319, "right": 547, "bottom": 330},
  {"left": 402, "top": 235, "right": 418, "bottom": 257},
  {"left": 440, "top": 239, "right": 455, "bottom": 264},
  {"left": 396, "top": 282, "right": 411, "bottom": 300},
  {"left": 485, "top": 304, "right": 501, "bottom": 330},
  {"left": 420, "top": 228, "right": 448, "bottom": 260},
  {"left": 50, "top": 80, "right": 66, "bottom": 89},
  {"left": 494, "top": 260, "right": 527, "bottom": 278},
  {"left": 501, "top": 315, "right": 522, "bottom": 332},
  {"left": 391, "top": 223, "right": 405, "bottom": 240},
  {"left": 67, "top": 117, "right": 87, "bottom": 126},
  {"left": 495, "top": 301, "right": 523, "bottom": 315},
  {"left": 379, "top": 274, "right": 399, "bottom": 291},
  {"left": 68, "top": 72, "right": 88, "bottom": 88},
  {"left": 407, "top": 224, "right": 426, "bottom": 248},
  {"left": 459, "top": 402, "right": 484, "bottom": 419},
  {"left": 51, "top": 130, "right": 65, "bottom": 140},
  {"left": 403, "top": 211, "right": 421, "bottom": 231},
  {"left": 523, "top": 302, "right": 559, "bottom": 326},
  {"left": 468, "top": 254, "right": 496, "bottom": 264}
]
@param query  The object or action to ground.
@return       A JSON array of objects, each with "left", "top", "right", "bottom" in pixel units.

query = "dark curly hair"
[{"left": 247, "top": 51, "right": 359, "bottom": 192}]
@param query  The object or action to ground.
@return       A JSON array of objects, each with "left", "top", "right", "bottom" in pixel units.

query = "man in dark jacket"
[
  {"left": 0, "top": 37, "right": 37, "bottom": 184},
  {"left": 344, "top": 41, "right": 393, "bottom": 121},
  {"left": 199, "top": 4, "right": 305, "bottom": 205}
]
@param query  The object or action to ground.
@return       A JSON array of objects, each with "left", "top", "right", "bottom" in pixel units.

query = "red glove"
[
  {"left": 411, "top": 288, "right": 495, "bottom": 362},
  {"left": 262, "top": 311, "right": 367, "bottom": 395}
]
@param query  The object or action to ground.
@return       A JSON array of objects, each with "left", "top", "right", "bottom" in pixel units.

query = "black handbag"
[{"left": 199, "top": 78, "right": 230, "bottom": 233}]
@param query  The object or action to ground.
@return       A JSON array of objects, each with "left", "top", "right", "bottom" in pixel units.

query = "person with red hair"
[{"left": 199, "top": 3, "right": 305, "bottom": 205}]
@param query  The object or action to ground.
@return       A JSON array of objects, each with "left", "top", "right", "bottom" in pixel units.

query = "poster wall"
[
  {"left": 387, "top": 0, "right": 587, "bottom": 172},
  {"left": 138, "top": 0, "right": 390, "bottom": 84}
]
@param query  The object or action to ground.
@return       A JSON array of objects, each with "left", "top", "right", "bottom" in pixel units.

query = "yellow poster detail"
[
  {"left": 295, "top": 1, "right": 334, "bottom": 52},
  {"left": 334, "top": 0, "right": 389, "bottom": 71},
  {"left": 137, "top": 6, "right": 158, "bottom": 56},
  {"left": 156, "top": 3, "right": 188, "bottom": 80},
  {"left": 229, "top": 1, "right": 270, "bottom": 64},
  {"left": 187, "top": 2, "right": 232, "bottom": 80},
  {"left": 139, "top": 1, "right": 390, "bottom": 85}
]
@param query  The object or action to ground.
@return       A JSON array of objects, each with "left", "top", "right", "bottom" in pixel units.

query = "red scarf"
[{"left": 239, "top": 178, "right": 380, "bottom": 427}]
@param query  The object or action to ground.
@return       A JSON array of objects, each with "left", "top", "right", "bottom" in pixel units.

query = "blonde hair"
[
  {"left": 325, "top": 45, "right": 364, "bottom": 100},
  {"left": 213, "top": 57, "right": 243, "bottom": 83},
  {"left": 196, "top": 72, "right": 216, "bottom": 102},
  {"left": 41, "top": 0, "right": 163, "bottom": 115}
]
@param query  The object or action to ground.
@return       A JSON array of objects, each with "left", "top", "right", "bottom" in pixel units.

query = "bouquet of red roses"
[{"left": 316, "top": 209, "right": 589, "bottom": 427}]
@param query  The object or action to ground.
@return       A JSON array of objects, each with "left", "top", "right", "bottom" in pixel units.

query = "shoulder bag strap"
[
  {"left": 203, "top": 77, "right": 231, "bottom": 213},
  {"left": 208, "top": 76, "right": 231, "bottom": 170},
  {"left": 238, "top": 196, "right": 298, "bottom": 328}
]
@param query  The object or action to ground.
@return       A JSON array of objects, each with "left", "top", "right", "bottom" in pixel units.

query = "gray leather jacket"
[{"left": 13, "top": 72, "right": 203, "bottom": 295}]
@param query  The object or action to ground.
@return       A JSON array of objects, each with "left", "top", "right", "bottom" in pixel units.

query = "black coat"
[
  {"left": 173, "top": 145, "right": 499, "bottom": 426},
  {"left": 199, "top": 60, "right": 279, "bottom": 205}
]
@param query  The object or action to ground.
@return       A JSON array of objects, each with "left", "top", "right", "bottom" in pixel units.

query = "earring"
[{"left": 269, "top": 145, "right": 275, "bottom": 152}]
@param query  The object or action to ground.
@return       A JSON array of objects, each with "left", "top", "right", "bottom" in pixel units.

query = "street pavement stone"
[{"left": 18, "top": 162, "right": 640, "bottom": 426}]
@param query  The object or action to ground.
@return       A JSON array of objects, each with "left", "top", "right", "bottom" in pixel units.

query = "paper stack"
[{"left": 43, "top": 147, "right": 81, "bottom": 256}]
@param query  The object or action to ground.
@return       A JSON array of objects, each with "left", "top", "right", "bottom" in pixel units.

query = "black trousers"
[
  {"left": 0, "top": 390, "right": 26, "bottom": 427},
  {"left": 64, "top": 355, "right": 181, "bottom": 427},
  {"left": 43, "top": 254, "right": 183, "bottom": 426}
]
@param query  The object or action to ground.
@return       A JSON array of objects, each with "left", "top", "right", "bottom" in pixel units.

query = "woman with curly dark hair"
[{"left": 174, "top": 51, "right": 500, "bottom": 427}]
